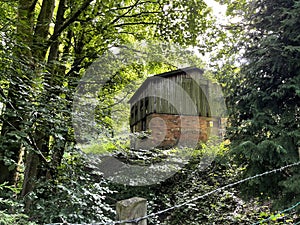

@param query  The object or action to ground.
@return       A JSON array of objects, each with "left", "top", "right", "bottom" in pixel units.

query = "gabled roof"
[
  {"left": 128, "top": 67, "right": 204, "bottom": 104},
  {"left": 152, "top": 66, "right": 203, "bottom": 78}
]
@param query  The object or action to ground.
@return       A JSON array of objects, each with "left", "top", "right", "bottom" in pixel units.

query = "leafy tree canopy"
[{"left": 0, "top": 0, "right": 221, "bottom": 223}]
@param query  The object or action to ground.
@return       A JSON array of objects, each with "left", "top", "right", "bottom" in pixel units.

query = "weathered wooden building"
[{"left": 128, "top": 67, "right": 225, "bottom": 149}]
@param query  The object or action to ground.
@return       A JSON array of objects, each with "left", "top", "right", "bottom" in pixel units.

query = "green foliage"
[
  {"left": 4, "top": 0, "right": 300, "bottom": 223},
  {"left": 80, "top": 134, "right": 131, "bottom": 155},
  {"left": 75, "top": 41, "right": 206, "bottom": 145},
  {"left": 0, "top": 151, "right": 115, "bottom": 225},
  {"left": 107, "top": 141, "right": 298, "bottom": 224},
  {"left": 0, "top": 0, "right": 216, "bottom": 221},
  {"left": 23, "top": 152, "right": 114, "bottom": 224},
  {"left": 227, "top": 0, "right": 300, "bottom": 209},
  {"left": 193, "top": 138, "right": 229, "bottom": 157},
  {"left": 0, "top": 211, "right": 35, "bottom": 225},
  {"left": 82, "top": 142, "right": 119, "bottom": 154},
  {"left": 0, "top": 183, "right": 36, "bottom": 225}
]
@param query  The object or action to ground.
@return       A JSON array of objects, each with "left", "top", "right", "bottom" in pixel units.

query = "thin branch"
[
  {"left": 0, "top": 117, "right": 48, "bottom": 163},
  {"left": 49, "top": 0, "right": 93, "bottom": 42},
  {"left": 101, "top": 92, "right": 130, "bottom": 110},
  {"left": 114, "top": 44, "right": 148, "bottom": 55},
  {"left": 113, "top": 22, "right": 157, "bottom": 28},
  {"left": 121, "top": 11, "right": 161, "bottom": 18},
  {"left": 117, "top": 31, "right": 136, "bottom": 35},
  {"left": 26, "top": 134, "right": 49, "bottom": 163},
  {"left": 106, "top": 0, "right": 155, "bottom": 11},
  {"left": 111, "top": 109, "right": 127, "bottom": 113},
  {"left": 105, "top": 0, "right": 141, "bottom": 28}
]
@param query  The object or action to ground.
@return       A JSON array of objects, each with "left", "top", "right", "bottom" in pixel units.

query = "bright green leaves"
[
  {"left": 159, "top": 0, "right": 212, "bottom": 46},
  {"left": 0, "top": 0, "right": 230, "bottom": 223}
]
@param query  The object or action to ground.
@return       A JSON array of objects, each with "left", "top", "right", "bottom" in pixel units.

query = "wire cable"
[
  {"left": 46, "top": 160, "right": 300, "bottom": 225},
  {"left": 251, "top": 201, "right": 300, "bottom": 225}
]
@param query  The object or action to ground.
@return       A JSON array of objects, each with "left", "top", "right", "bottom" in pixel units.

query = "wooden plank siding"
[
  {"left": 128, "top": 67, "right": 227, "bottom": 148},
  {"left": 129, "top": 68, "right": 211, "bottom": 129},
  {"left": 128, "top": 67, "right": 226, "bottom": 148}
]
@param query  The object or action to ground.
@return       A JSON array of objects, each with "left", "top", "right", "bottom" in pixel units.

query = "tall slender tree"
[
  {"left": 228, "top": 0, "right": 300, "bottom": 207},
  {"left": 0, "top": 0, "right": 214, "bottom": 199}
]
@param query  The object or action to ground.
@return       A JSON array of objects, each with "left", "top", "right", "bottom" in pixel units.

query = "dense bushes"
[
  {"left": 0, "top": 152, "right": 114, "bottom": 225},
  {"left": 0, "top": 141, "right": 298, "bottom": 224},
  {"left": 107, "top": 142, "right": 299, "bottom": 224},
  {"left": 0, "top": 183, "right": 36, "bottom": 225}
]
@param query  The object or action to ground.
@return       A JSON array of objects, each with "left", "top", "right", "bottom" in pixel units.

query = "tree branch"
[
  {"left": 101, "top": 92, "right": 130, "bottom": 110},
  {"left": 114, "top": 22, "right": 157, "bottom": 28},
  {"left": 48, "top": 0, "right": 66, "bottom": 63},
  {"left": 114, "top": 44, "right": 148, "bottom": 55},
  {"left": 0, "top": 116, "right": 48, "bottom": 163},
  {"left": 29, "top": 0, "right": 39, "bottom": 13},
  {"left": 121, "top": 11, "right": 161, "bottom": 18},
  {"left": 49, "top": 0, "right": 93, "bottom": 43},
  {"left": 102, "top": 0, "right": 155, "bottom": 11},
  {"left": 105, "top": 0, "right": 141, "bottom": 28}
]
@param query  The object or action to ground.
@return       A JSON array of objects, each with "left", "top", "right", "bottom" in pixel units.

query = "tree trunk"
[
  {"left": 0, "top": 0, "right": 36, "bottom": 185},
  {"left": 21, "top": 0, "right": 56, "bottom": 197},
  {"left": 21, "top": 152, "right": 39, "bottom": 198}
]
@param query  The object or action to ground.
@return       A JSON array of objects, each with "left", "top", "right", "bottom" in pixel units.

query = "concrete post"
[{"left": 116, "top": 197, "right": 147, "bottom": 225}]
